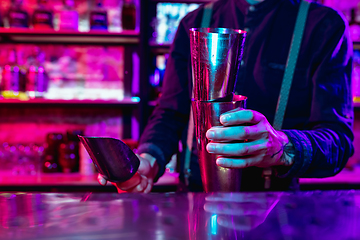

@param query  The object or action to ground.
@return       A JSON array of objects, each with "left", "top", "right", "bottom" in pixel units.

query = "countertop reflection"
[{"left": 0, "top": 190, "right": 359, "bottom": 240}]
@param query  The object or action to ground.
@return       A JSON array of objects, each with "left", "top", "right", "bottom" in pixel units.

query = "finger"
[
  {"left": 144, "top": 178, "right": 154, "bottom": 194},
  {"left": 216, "top": 157, "right": 260, "bottom": 169},
  {"left": 97, "top": 174, "right": 107, "bottom": 186},
  {"left": 137, "top": 157, "right": 151, "bottom": 176},
  {"left": 220, "top": 110, "right": 265, "bottom": 126},
  {"left": 206, "top": 125, "right": 264, "bottom": 141},
  {"left": 117, "top": 172, "right": 142, "bottom": 191},
  {"left": 130, "top": 176, "right": 148, "bottom": 193},
  {"left": 207, "top": 140, "right": 266, "bottom": 156},
  {"left": 120, "top": 175, "right": 147, "bottom": 192}
]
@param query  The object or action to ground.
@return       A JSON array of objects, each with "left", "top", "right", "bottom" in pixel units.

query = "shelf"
[
  {"left": 0, "top": 28, "right": 140, "bottom": 45},
  {"left": 0, "top": 97, "right": 141, "bottom": 107},
  {"left": 149, "top": 42, "right": 171, "bottom": 54},
  {"left": 355, "top": 101, "right": 360, "bottom": 108},
  {"left": 354, "top": 99, "right": 360, "bottom": 108}
]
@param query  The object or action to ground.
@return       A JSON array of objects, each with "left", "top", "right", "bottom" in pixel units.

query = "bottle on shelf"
[
  {"left": 90, "top": 0, "right": 108, "bottom": 31},
  {"left": 26, "top": 48, "right": 48, "bottom": 99},
  {"left": 32, "top": 0, "right": 54, "bottom": 30},
  {"left": 349, "top": 7, "right": 360, "bottom": 42},
  {"left": 26, "top": 66, "right": 48, "bottom": 99},
  {"left": 7, "top": 0, "right": 29, "bottom": 28},
  {"left": 58, "top": 0, "right": 79, "bottom": 31},
  {"left": 121, "top": 0, "right": 136, "bottom": 30},
  {"left": 1, "top": 49, "right": 26, "bottom": 99}
]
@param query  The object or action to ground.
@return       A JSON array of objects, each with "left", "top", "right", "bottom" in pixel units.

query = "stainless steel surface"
[
  {"left": 0, "top": 191, "right": 359, "bottom": 240},
  {"left": 190, "top": 28, "right": 246, "bottom": 101},
  {"left": 192, "top": 95, "right": 247, "bottom": 192},
  {"left": 78, "top": 136, "right": 139, "bottom": 183}
]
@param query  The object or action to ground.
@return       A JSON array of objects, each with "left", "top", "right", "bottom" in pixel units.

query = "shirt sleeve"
[{"left": 277, "top": 9, "right": 354, "bottom": 179}]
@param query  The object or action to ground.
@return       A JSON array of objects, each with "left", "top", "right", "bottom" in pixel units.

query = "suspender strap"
[
  {"left": 264, "top": 0, "right": 310, "bottom": 189},
  {"left": 201, "top": 2, "right": 214, "bottom": 28},
  {"left": 273, "top": 0, "right": 310, "bottom": 130},
  {"left": 184, "top": 1, "right": 214, "bottom": 186}
]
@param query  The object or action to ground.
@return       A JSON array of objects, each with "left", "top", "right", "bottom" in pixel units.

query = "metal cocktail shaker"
[
  {"left": 189, "top": 28, "right": 247, "bottom": 192},
  {"left": 190, "top": 28, "right": 246, "bottom": 101}
]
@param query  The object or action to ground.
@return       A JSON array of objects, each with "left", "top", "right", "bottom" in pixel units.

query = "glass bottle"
[
  {"left": 1, "top": 49, "right": 20, "bottom": 98},
  {"left": 32, "top": 0, "right": 53, "bottom": 29},
  {"left": 26, "top": 49, "right": 48, "bottom": 99},
  {"left": 58, "top": 0, "right": 79, "bottom": 31},
  {"left": 121, "top": 0, "right": 136, "bottom": 30},
  {"left": 90, "top": 0, "right": 108, "bottom": 31},
  {"left": 7, "top": 0, "right": 29, "bottom": 28}
]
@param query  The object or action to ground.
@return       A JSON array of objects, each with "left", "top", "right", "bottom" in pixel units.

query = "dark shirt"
[{"left": 138, "top": 0, "right": 354, "bottom": 191}]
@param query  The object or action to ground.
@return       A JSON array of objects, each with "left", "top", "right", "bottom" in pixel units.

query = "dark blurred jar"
[
  {"left": 62, "top": 129, "right": 83, "bottom": 172},
  {"left": 121, "top": 0, "right": 136, "bottom": 30},
  {"left": 7, "top": 0, "right": 30, "bottom": 28},
  {"left": 58, "top": 142, "right": 78, "bottom": 173},
  {"left": 32, "top": 0, "right": 53, "bottom": 30},
  {"left": 42, "top": 133, "right": 63, "bottom": 173},
  {"left": 90, "top": 0, "right": 108, "bottom": 30}
]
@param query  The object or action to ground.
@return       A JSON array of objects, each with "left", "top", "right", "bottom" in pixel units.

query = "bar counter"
[{"left": 0, "top": 190, "right": 359, "bottom": 240}]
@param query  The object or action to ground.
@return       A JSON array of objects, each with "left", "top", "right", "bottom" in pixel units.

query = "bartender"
[{"left": 99, "top": 0, "right": 354, "bottom": 192}]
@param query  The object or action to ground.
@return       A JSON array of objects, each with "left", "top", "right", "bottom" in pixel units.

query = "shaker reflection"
[{"left": 203, "top": 192, "right": 281, "bottom": 231}]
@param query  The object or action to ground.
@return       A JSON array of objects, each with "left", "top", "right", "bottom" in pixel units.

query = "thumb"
[
  {"left": 97, "top": 174, "right": 107, "bottom": 186},
  {"left": 137, "top": 157, "right": 152, "bottom": 176}
]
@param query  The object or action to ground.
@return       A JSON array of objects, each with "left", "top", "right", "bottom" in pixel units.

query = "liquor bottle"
[
  {"left": 349, "top": 8, "right": 360, "bottom": 42},
  {"left": 1, "top": 49, "right": 23, "bottom": 98},
  {"left": 32, "top": 0, "right": 53, "bottom": 29},
  {"left": 90, "top": 0, "right": 108, "bottom": 30},
  {"left": 26, "top": 49, "right": 48, "bottom": 98},
  {"left": 7, "top": 0, "right": 29, "bottom": 28},
  {"left": 58, "top": 0, "right": 79, "bottom": 31},
  {"left": 121, "top": 0, "right": 136, "bottom": 30}
]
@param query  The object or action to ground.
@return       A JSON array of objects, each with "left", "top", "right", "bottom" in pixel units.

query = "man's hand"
[
  {"left": 205, "top": 109, "right": 294, "bottom": 169},
  {"left": 98, "top": 153, "right": 159, "bottom": 193}
]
